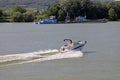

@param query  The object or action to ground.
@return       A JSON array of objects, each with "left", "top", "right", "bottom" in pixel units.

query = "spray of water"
[{"left": 0, "top": 49, "right": 83, "bottom": 66}]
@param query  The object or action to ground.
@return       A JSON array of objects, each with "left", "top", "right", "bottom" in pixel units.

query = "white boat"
[{"left": 60, "top": 39, "right": 87, "bottom": 52}]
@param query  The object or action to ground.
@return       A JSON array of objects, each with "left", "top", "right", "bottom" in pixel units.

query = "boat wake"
[{"left": 0, "top": 49, "right": 83, "bottom": 66}]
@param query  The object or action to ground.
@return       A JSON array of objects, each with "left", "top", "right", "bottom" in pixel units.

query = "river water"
[{"left": 0, "top": 22, "right": 120, "bottom": 80}]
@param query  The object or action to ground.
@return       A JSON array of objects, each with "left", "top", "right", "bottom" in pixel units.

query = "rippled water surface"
[{"left": 0, "top": 22, "right": 120, "bottom": 80}]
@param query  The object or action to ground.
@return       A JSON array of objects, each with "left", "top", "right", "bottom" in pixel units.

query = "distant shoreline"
[{"left": 0, "top": 21, "right": 120, "bottom": 24}]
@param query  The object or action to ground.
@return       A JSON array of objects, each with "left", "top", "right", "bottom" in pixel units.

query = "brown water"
[{"left": 0, "top": 22, "right": 120, "bottom": 80}]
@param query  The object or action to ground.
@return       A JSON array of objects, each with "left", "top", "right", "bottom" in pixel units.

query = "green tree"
[
  {"left": 108, "top": 8, "right": 117, "bottom": 21},
  {"left": 114, "top": 1, "right": 120, "bottom": 19},
  {"left": 10, "top": 6, "right": 26, "bottom": 22},
  {"left": 35, "top": 9, "right": 47, "bottom": 20},
  {"left": 87, "top": 1, "right": 108, "bottom": 19},
  {"left": 46, "top": 1, "right": 59, "bottom": 17},
  {"left": 11, "top": 6, "right": 26, "bottom": 13},
  {"left": 81, "top": 0, "right": 92, "bottom": 14},
  {"left": 45, "top": 0, "right": 120, "bottom": 21},
  {"left": 66, "top": 0, "right": 82, "bottom": 18},
  {"left": 0, "top": 9, "right": 3, "bottom": 22},
  {"left": 0, "top": 9, "right": 3, "bottom": 17},
  {"left": 58, "top": 9, "right": 65, "bottom": 21},
  {"left": 12, "top": 12, "right": 23, "bottom": 22},
  {"left": 23, "top": 12, "right": 34, "bottom": 22}
]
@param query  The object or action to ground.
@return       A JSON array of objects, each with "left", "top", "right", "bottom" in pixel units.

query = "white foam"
[
  {"left": 18, "top": 50, "right": 83, "bottom": 64},
  {"left": 0, "top": 49, "right": 83, "bottom": 65},
  {"left": 42, "top": 51, "right": 83, "bottom": 60},
  {"left": 0, "top": 49, "right": 58, "bottom": 63}
]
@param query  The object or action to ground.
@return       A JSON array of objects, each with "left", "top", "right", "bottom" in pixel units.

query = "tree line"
[
  {"left": 0, "top": 6, "right": 35, "bottom": 22},
  {"left": 46, "top": 0, "right": 120, "bottom": 21},
  {"left": 0, "top": 0, "right": 120, "bottom": 22}
]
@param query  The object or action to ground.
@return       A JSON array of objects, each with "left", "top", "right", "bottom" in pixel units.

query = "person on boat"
[
  {"left": 60, "top": 44, "right": 68, "bottom": 52},
  {"left": 60, "top": 39, "right": 87, "bottom": 52},
  {"left": 60, "top": 39, "right": 75, "bottom": 52},
  {"left": 68, "top": 39, "right": 75, "bottom": 47}
]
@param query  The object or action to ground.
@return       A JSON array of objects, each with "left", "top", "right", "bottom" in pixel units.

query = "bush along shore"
[{"left": 0, "top": 0, "right": 120, "bottom": 22}]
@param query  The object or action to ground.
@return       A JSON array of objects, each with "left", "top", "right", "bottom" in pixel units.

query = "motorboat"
[
  {"left": 60, "top": 39, "right": 87, "bottom": 52},
  {"left": 34, "top": 16, "right": 57, "bottom": 24}
]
